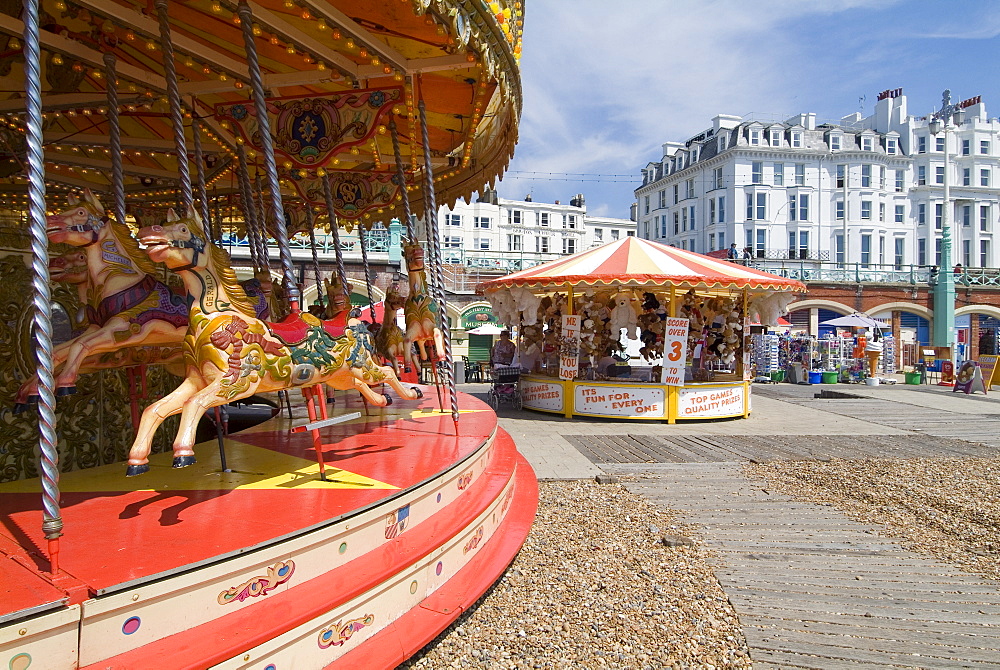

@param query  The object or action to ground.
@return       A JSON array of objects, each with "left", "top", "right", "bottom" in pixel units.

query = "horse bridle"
[
  {"left": 66, "top": 209, "right": 110, "bottom": 246},
  {"left": 169, "top": 231, "right": 207, "bottom": 273}
]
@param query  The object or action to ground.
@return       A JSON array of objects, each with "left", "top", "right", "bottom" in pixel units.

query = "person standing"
[
  {"left": 726, "top": 242, "right": 739, "bottom": 261},
  {"left": 865, "top": 328, "right": 884, "bottom": 378},
  {"left": 490, "top": 329, "right": 516, "bottom": 367}
]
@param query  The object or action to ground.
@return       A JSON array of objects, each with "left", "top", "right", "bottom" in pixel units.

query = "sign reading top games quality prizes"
[
  {"left": 659, "top": 317, "right": 689, "bottom": 386},
  {"left": 559, "top": 315, "right": 581, "bottom": 381}
]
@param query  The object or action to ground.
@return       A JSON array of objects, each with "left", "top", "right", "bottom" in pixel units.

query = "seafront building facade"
[{"left": 635, "top": 90, "right": 1000, "bottom": 270}]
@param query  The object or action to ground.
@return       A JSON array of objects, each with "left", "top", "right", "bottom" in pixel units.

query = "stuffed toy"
[{"left": 608, "top": 290, "right": 639, "bottom": 340}]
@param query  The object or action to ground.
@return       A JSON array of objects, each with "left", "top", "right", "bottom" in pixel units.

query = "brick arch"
[
  {"left": 867, "top": 302, "right": 933, "bottom": 321},
  {"left": 956, "top": 304, "right": 1000, "bottom": 320},
  {"left": 786, "top": 299, "right": 852, "bottom": 315}
]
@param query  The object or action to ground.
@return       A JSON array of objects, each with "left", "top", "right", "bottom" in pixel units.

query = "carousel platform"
[{"left": 0, "top": 387, "right": 537, "bottom": 669}]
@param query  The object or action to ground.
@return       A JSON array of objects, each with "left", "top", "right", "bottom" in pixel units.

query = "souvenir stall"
[
  {"left": 481, "top": 237, "right": 806, "bottom": 422},
  {"left": 0, "top": 1, "right": 536, "bottom": 669}
]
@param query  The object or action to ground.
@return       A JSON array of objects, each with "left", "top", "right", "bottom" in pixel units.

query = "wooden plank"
[
  {"left": 728, "top": 592, "right": 1000, "bottom": 624},
  {"left": 741, "top": 614, "right": 1000, "bottom": 648}
]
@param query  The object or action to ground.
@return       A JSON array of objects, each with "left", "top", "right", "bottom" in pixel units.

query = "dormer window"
[
  {"left": 769, "top": 129, "right": 782, "bottom": 147},
  {"left": 749, "top": 128, "right": 761, "bottom": 146},
  {"left": 790, "top": 131, "right": 803, "bottom": 148},
  {"left": 718, "top": 135, "right": 727, "bottom": 153},
  {"left": 830, "top": 134, "right": 842, "bottom": 151},
  {"left": 861, "top": 135, "right": 874, "bottom": 151},
  {"left": 886, "top": 137, "right": 898, "bottom": 155}
]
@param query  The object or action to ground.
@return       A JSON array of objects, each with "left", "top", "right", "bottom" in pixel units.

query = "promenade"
[{"left": 464, "top": 380, "right": 1000, "bottom": 669}]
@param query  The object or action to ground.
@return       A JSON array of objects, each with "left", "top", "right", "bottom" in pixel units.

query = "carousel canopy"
[{"left": 480, "top": 237, "right": 807, "bottom": 293}]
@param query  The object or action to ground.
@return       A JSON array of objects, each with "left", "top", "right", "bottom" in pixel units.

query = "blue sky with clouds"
[{"left": 490, "top": 0, "right": 1000, "bottom": 218}]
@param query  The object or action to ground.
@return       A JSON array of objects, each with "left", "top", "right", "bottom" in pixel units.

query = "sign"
[
  {"left": 574, "top": 384, "right": 664, "bottom": 418},
  {"left": 677, "top": 385, "right": 745, "bottom": 419},
  {"left": 462, "top": 306, "right": 496, "bottom": 330},
  {"left": 559, "top": 315, "right": 581, "bottom": 381},
  {"left": 953, "top": 361, "right": 987, "bottom": 395},
  {"left": 659, "top": 317, "right": 689, "bottom": 386},
  {"left": 940, "top": 360, "right": 955, "bottom": 384},
  {"left": 520, "top": 379, "right": 563, "bottom": 411},
  {"left": 977, "top": 355, "right": 1000, "bottom": 389}
]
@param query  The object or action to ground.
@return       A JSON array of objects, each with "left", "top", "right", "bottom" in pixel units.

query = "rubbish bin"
[
  {"left": 822, "top": 371, "right": 839, "bottom": 384},
  {"left": 787, "top": 363, "right": 805, "bottom": 384},
  {"left": 769, "top": 370, "right": 785, "bottom": 382},
  {"left": 453, "top": 359, "right": 465, "bottom": 384},
  {"left": 807, "top": 371, "right": 823, "bottom": 384},
  {"left": 905, "top": 370, "right": 921, "bottom": 385}
]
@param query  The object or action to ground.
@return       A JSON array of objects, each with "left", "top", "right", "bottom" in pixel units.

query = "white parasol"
[{"left": 819, "top": 312, "right": 889, "bottom": 329}]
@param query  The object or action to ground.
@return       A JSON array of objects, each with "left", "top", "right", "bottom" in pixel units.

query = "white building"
[
  {"left": 635, "top": 90, "right": 1000, "bottom": 268},
  {"left": 437, "top": 190, "right": 635, "bottom": 272}
]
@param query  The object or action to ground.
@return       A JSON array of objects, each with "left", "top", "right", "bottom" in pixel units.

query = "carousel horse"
[
  {"left": 323, "top": 275, "right": 353, "bottom": 320},
  {"left": 13, "top": 190, "right": 189, "bottom": 410},
  {"left": 402, "top": 241, "right": 444, "bottom": 367},
  {"left": 125, "top": 208, "right": 420, "bottom": 476},
  {"left": 373, "top": 282, "right": 407, "bottom": 374}
]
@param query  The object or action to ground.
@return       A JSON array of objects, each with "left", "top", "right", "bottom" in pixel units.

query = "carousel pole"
[
  {"left": 154, "top": 0, "right": 191, "bottom": 211},
  {"left": 321, "top": 174, "right": 351, "bottom": 303},
  {"left": 305, "top": 208, "right": 324, "bottom": 310},
  {"left": 24, "top": 0, "right": 62, "bottom": 572},
  {"left": 357, "top": 224, "right": 377, "bottom": 323},
  {"left": 236, "top": 0, "right": 298, "bottom": 312},
  {"left": 213, "top": 185, "right": 223, "bottom": 244},
  {"left": 102, "top": 53, "right": 126, "bottom": 225},
  {"left": 389, "top": 121, "right": 416, "bottom": 241},
  {"left": 235, "top": 144, "right": 262, "bottom": 271},
  {"left": 191, "top": 98, "right": 212, "bottom": 234},
  {"left": 418, "top": 100, "right": 459, "bottom": 426},
  {"left": 254, "top": 172, "right": 272, "bottom": 268}
]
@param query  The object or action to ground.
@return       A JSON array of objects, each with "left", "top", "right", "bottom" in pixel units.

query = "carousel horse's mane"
[
  {"left": 183, "top": 212, "right": 258, "bottom": 318},
  {"left": 108, "top": 219, "right": 160, "bottom": 277}
]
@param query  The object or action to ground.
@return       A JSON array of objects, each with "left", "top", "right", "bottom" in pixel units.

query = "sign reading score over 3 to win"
[{"left": 659, "top": 317, "right": 689, "bottom": 386}]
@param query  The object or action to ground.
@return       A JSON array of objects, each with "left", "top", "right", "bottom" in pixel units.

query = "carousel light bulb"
[
  {"left": 203, "top": 66, "right": 211, "bottom": 74},
  {"left": 184, "top": 58, "right": 194, "bottom": 67},
  {"left": 52, "top": 53, "right": 63, "bottom": 65},
  {"left": 317, "top": 19, "right": 327, "bottom": 30},
  {"left": 211, "top": 1, "right": 222, "bottom": 12},
  {"left": 286, "top": 45, "right": 295, "bottom": 54},
  {"left": 54, "top": 0, "right": 65, "bottom": 9},
  {"left": 316, "top": 61, "right": 326, "bottom": 71},
  {"left": 234, "top": 80, "right": 244, "bottom": 89},
  {"left": 300, "top": 9, "right": 310, "bottom": 19},
  {"left": 270, "top": 36, "right": 279, "bottom": 45},
  {"left": 8, "top": 38, "right": 19, "bottom": 49},
  {"left": 219, "top": 73, "right": 228, "bottom": 81},
  {"left": 345, "top": 39, "right": 355, "bottom": 49},
  {"left": 332, "top": 29, "right": 341, "bottom": 39},
  {"left": 283, "top": 0, "right": 293, "bottom": 7},
  {"left": 316, "top": 167, "right": 325, "bottom": 177},
  {"left": 359, "top": 48, "right": 368, "bottom": 58},
  {"left": 146, "top": 41, "right": 157, "bottom": 51}
]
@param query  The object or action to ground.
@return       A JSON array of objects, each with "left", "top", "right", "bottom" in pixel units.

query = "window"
[
  {"left": 895, "top": 170, "right": 904, "bottom": 192},
  {"left": 963, "top": 168, "right": 971, "bottom": 186},
  {"left": 681, "top": 207, "right": 688, "bottom": 231},
  {"left": 627, "top": 231, "right": 634, "bottom": 236},
  {"left": 830, "top": 134, "right": 842, "bottom": 151},
  {"left": 936, "top": 238, "right": 942, "bottom": 266},
  {"left": 789, "top": 193, "right": 809, "bottom": 221},
  {"left": 982, "top": 205, "right": 991, "bottom": 231},
  {"left": 689, "top": 205, "right": 696, "bottom": 230},
  {"left": 564, "top": 215, "right": 577, "bottom": 229},
  {"left": 879, "top": 202, "right": 885, "bottom": 222},
  {"left": 894, "top": 237, "right": 905, "bottom": 269},
  {"left": 751, "top": 161, "right": 763, "bottom": 184},
  {"left": 644, "top": 196, "right": 649, "bottom": 214},
  {"left": 712, "top": 167, "right": 723, "bottom": 190},
  {"left": 718, "top": 136, "right": 727, "bottom": 153},
  {"left": 444, "top": 236, "right": 462, "bottom": 248},
  {"left": 661, "top": 216, "right": 667, "bottom": 237},
  {"left": 962, "top": 139, "right": 971, "bottom": 155},
  {"left": 658, "top": 190, "right": 666, "bottom": 208},
  {"left": 880, "top": 236, "right": 886, "bottom": 265},
  {"left": 672, "top": 184, "right": 679, "bottom": 204},
  {"left": 511, "top": 210, "right": 522, "bottom": 225},
  {"left": 539, "top": 212, "right": 549, "bottom": 227},
  {"left": 861, "top": 164, "right": 871, "bottom": 188},
  {"left": 755, "top": 229, "right": 766, "bottom": 256},
  {"left": 673, "top": 212, "right": 679, "bottom": 234},
  {"left": 507, "top": 234, "right": 521, "bottom": 251},
  {"left": 685, "top": 178, "right": 695, "bottom": 199},
  {"left": 861, "top": 200, "right": 872, "bottom": 219},
  {"left": 861, "top": 135, "right": 874, "bottom": 151},
  {"left": 475, "top": 237, "right": 490, "bottom": 250},
  {"left": 962, "top": 205, "right": 972, "bottom": 227},
  {"left": 718, "top": 232, "right": 725, "bottom": 248},
  {"left": 795, "top": 163, "right": 805, "bottom": 185},
  {"left": 935, "top": 166, "right": 944, "bottom": 185},
  {"left": 718, "top": 196, "right": 726, "bottom": 223},
  {"left": 982, "top": 240, "right": 991, "bottom": 267},
  {"left": 790, "top": 131, "right": 802, "bottom": 148},
  {"left": 918, "top": 238, "right": 927, "bottom": 265},
  {"left": 593, "top": 228, "right": 603, "bottom": 241},
  {"left": 773, "top": 163, "right": 784, "bottom": 186},
  {"left": 537, "top": 236, "right": 549, "bottom": 253},
  {"left": 918, "top": 203, "right": 926, "bottom": 225},
  {"left": 611, "top": 229, "right": 619, "bottom": 241},
  {"left": 836, "top": 200, "right": 844, "bottom": 220},
  {"left": 770, "top": 129, "right": 782, "bottom": 146},
  {"left": 886, "top": 137, "right": 898, "bottom": 155},
  {"left": 746, "top": 192, "right": 766, "bottom": 220},
  {"left": 936, "top": 137, "right": 945, "bottom": 152},
  {"left": 837, "top": 164, "right": 846, "bottom": 188},
  {"left": 879, "top": 166, "right": 886, "bottom": 190},
  {"left": 918, "top": 166, "right": 927, "bottom": 185},
  {"left": 981, "top": 140, "right": 991, "bottom": 155},
  {"left": 749, "top": 128, "right": 761, "bottom": 146},
  {"left": 895, "top": 204, "right": 905, "bottom": 223},
  {"left": 445, "top": 213, "right": 462, "bottom": 226},
  {"left": 982, "top": 168, "right": 991, "bottom": 187},
  {"left": 917, "top": 136, "right": 927, "bottom": 153},
  {"left": 474, "top": 216, "right": 491, "bottom": 229},
  {"left": 562, "top": 238, "right": 576, "bottom": 254},
  {"left": 709, "top": 233, "right": 716, "bottom": 250},
  {"left": 835, "top": 234, "right": 845, "bottom": 265},
  {"left": 935, "top": 203, "right": 943, "bottom": 229},
  {"left": 643, "top": 221, "right": 649, "bottom": 238},
  {"left": 964, "top": 239, "right": 972, "bottom": 267},
  {"left": 861, "top": 234, "right": 872, "bottom": 267},
  {"left": 709, "top": 199, "right": 716, "bottom": 224}
]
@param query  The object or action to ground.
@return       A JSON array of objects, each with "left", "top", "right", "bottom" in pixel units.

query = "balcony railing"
[
  {"left": 741, "top": 259, "right": 1000, "bottom": 286},
  {"left": 220, "top": 228, "right": 390, "bottom": 255}
]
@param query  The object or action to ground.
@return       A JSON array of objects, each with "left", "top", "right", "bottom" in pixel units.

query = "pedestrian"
[
  {"left": 954, "top": 263, "right": 964, "bottom": 277},
  {"left": 742, "top": 246, "right": 753, "bottom": 264},
  {"left": 490, "top": 329, "right": 516, "bottom": 367},
  {"left": 726, "top": 242, "right": 739, "bottom": 261}
]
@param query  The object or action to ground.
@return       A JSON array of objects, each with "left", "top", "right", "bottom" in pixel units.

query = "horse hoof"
[
  {"left": 126, "top": 464, "right": 150, "bottom": 477},
  {"left": 55, "top": 386, "right": 77, "bottom": 397},
  {"left": 172, "top": 455, "right": 196, "bottom": 468},
  {"left": 411, "top": 387, "right": 423, "bottom": 399},
  {"left": 384, "top": 395, "right": 393, "bottom": 406}
]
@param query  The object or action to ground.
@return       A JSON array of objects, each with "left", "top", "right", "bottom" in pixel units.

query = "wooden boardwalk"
[{"left": 609, "top": 462, "right": 1000, "bottom": 669}]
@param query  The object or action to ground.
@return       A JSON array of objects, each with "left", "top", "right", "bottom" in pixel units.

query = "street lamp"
[{"left": 928, "top": 89, "right": 966, "bottom": 359}]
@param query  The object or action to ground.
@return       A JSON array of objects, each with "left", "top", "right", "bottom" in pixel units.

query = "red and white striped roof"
[{"left": 481, "top": 237, "right": 806, "bottom": 293}]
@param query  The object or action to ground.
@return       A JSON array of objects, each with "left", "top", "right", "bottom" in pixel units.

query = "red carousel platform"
[{"left": 0, "top": 387, "right": 537, "bottom": 669}]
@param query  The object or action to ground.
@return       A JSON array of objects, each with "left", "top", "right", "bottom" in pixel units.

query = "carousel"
[
  {"left": 0, "top": 1, "right": 535, "bottom": 669},
  {"left": 482, "top": 237, "right": 806, "bottom": 422}
]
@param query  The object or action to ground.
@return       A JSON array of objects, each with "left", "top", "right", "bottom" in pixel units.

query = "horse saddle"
[{"left": 268, "top": 311, "right": 349, "bottom": 347}]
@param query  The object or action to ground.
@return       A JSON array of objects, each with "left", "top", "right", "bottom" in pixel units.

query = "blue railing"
[
  {"left": 220, "top": 227, "right": 390, "bottom": 255},
  {"left": 745, "top": 260, "right": 1000, "bottom": 286}
]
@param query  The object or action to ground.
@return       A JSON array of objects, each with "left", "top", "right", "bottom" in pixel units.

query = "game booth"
[
  {"left": 481, "top": 237, "right": 806, "bottom": 422},
  {"left": 0, "top": 1, "right": 536, "bottom": 669}
]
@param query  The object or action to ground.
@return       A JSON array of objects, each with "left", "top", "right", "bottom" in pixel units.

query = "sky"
[{"left": 489, "top": 0, "right": 1000, "bottom": 219}]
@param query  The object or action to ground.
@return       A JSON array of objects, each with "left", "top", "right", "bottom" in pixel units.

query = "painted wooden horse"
[
  {"left": 402, "top": 241, "right": 444, "bottom": 368},
  {"left": 14, "top": 191, "right": 190, "bottom": 410},
  {"left": 126, "top": 208, "right": 420, "bottom": 476},
  {"left": 373, "top": 282, "right": 407, "bottom": 374}
]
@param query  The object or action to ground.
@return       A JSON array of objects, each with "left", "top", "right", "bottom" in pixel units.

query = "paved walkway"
[{"left": 461, "top": 381, "right": 1000, "bottom": 669}]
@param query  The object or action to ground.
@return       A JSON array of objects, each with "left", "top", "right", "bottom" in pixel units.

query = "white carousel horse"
[{"left": 125, "top": 208, "right": 420, "bottom": 476}]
